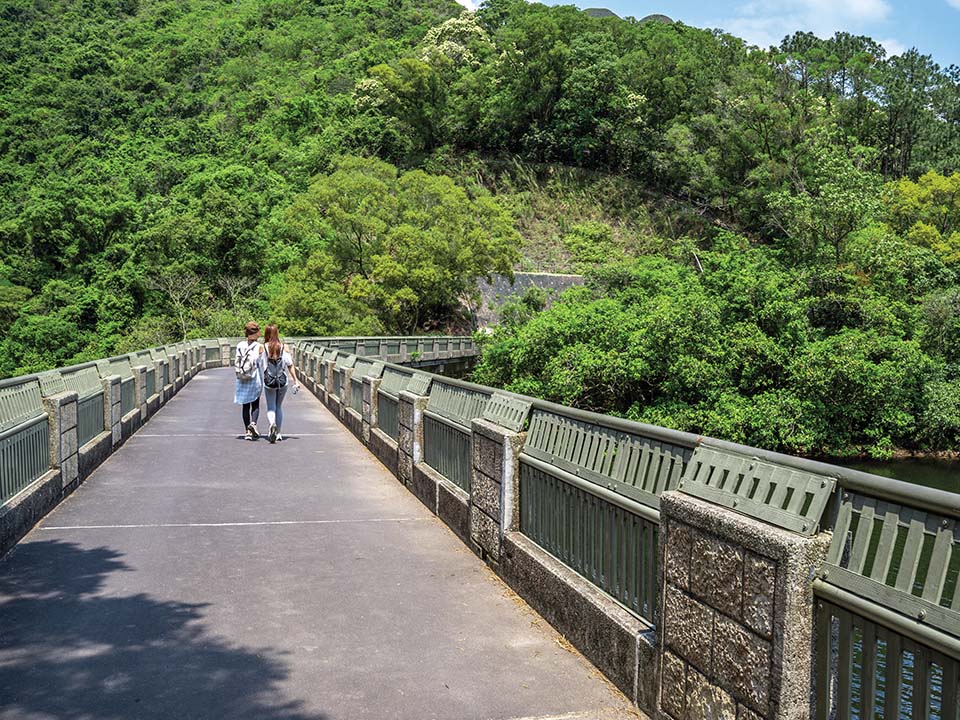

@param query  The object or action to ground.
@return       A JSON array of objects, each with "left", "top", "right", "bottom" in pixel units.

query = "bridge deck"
[{"left": 0, "top": 368, "right": 637, "bottom": 720}]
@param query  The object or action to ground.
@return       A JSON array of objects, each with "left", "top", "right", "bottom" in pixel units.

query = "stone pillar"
[
  {"left": 656, "top": 491, "right": 830, "bottom": 720},
  {"left": 153, "top": 359, "right": 167, "bottom": 404},
  {"left": 469, "top": 418, "right": 526, "bottom": 563},
  {"left": 314, "top": 361, "right": 325, "bottom": 401},
  {"left": 101, "top": 376, "right": 122, "bottom": 448},
  {"left": 43, "top": 390, "right": 79, "bottom": 492},
  {"left": 339, "top": 367, "right": 354, "bottom": 407},
  {"left": 132, "top": 365, "right": 148, "bottom": 422},
  {"left": 221, "top": 342, "right": 231, "bottom": 367},
  {"left": 323, "top": 359, "right": 336, "bottom": 396},
  {"left": 397, "top": 390, "right": 428, "bottom": 486},
  {"left": 362, "top": 376, "right": 381, "bottom": 444}
]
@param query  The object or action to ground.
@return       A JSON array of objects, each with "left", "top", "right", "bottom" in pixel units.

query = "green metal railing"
[
  {"left": 813, "top": 477, "right": 960, "bottom": 720},
  {"left": 377, "top": 391, "right": 399, "bottom": 440},
  {"left": 521, "top": 460, "right": 659, "bottom": 621},
  {"left": 0, "top": 379, "right": 49, "bottom": 504},
  {"left": 145, "top": 367, "right": 156, "bottom": 398},
  {"left": 815, "top": 596, "right": 958, "bottom": 720},
  {"left": 0, "top": 416, "right": 48, "bottom": 504},
  {"left": 421, "top": 379, "right": 490, "bottom": 492},
  {"left": 206, "top": 345, "right": 220, "bottom": 362},
  {"left": 423, "top": 414, "right": 472, "bottom": 492},
  {"left": 350, "top": 377, "right": 363, "bottom": 414},
  {"left": 120, "top": 378, "right": 135, "bottom": 416},
  {"left": 77, "top": 393, "right": 104, "bottom": 446}
]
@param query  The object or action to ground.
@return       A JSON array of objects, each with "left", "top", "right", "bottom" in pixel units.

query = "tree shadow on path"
[{"left": 0, "top": 539, "right": 325, "bottom": 720}]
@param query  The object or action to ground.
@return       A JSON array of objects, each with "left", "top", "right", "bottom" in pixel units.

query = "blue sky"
[{"left": 457, "top": 0, "right": 960, "bottom": 69}]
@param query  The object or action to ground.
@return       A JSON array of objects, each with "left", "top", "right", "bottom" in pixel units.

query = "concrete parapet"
[
  {"left": 501, "top": 532, "right": 656, "bottom": 708},
  {"left": 469, "top": 418, "right": 525, "bottom": 563},
  {"left": 657, "top": 491, "right": 830, "bottom": 720},
  {"left": 369, "top": 428, "right": 399, "bottom": 476},
  {"left": 43, "top": 390, "right": 79, "bottom": 492},
  {"left": 397, "top": 391, "right": 428, "bottom": 486}
]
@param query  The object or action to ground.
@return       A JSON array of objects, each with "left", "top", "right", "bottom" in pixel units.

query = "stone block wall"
[
  {"left": 43, "top": 391, "right": 79, "bottom": 492},
  {"left": 658, "top": 491, "right": 830, "bottom": 720},
  {"left": 101, "top": 376, "right": 122, "bottom": 448},
  {"left": 469, "top": 418, "right": 524, "bottom": 563},
  {"left": 397, "top": 391, "right": 427, "bottom": 486},
  {"left": 361, "top": 376, "right": 380, "bottom": 444}
]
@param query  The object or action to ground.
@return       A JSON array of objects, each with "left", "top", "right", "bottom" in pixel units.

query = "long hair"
[{"left": 264, "top": 323, "right": 282, "bottom": 360}]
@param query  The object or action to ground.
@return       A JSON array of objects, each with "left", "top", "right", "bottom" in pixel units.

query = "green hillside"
[{"left": 2, "top": 0, "right": 960, "bottom": 456}]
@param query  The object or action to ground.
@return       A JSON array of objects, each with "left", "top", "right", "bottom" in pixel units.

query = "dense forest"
[{"left": 2, "top": 0, "right": 960, "bottom": 457}]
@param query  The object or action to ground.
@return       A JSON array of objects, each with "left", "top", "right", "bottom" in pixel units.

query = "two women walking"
[{"left": 233, "top": 321, "right": 300, "bottom": 443}]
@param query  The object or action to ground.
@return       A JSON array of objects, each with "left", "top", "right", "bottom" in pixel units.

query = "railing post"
[
  {"left": 314, "top": 359, "right": 325, "bottom": 401},
  {"left": 220, "top": 340, "right": 231, "bottom": 367},
  {"left": 339, "top": 367, "right": 354, "bottom": 421},
  {"left": 469, "top": 418, "right": 526, "bottom": 564},
  {"left": 656, "top": 491, "right": 831, "bottom": 720},
  {"left": 101, "top": 376, "right": 122, "bottom": 448},
  {"left": 397, "top": 389, "right": 428, "bottom": 487},
  {"left": 323, "top": 359, "right": 336, "bottom": 397},
  {"left": 153, "top": 359, "right": 168, "bottom": 405},
  {"left": 362, "top": 375, "right": 381, "bottom": 444},
  {"left": 43, "top": 390, "right": 79, "bottom": 493},
  {"left": 132, "top": 365, "right": 148, "bottom": 423}
]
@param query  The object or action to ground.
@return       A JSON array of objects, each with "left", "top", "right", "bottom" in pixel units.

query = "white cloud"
[
  {"left": 948, "top": 0, "right": 960, "bottom": 9},
  {"left": 455, "top": 0, "right": 478, "bottom": 9},
  {"left": 878, "top": 37, "right": 906, "bottom": 56},
  {"left": 714, "top": 0, "right": 893, "bottom": 49}
]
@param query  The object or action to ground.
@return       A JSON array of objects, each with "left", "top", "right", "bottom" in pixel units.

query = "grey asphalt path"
[{"left": 0, "top": 368, "right": 640, "bottom": 720}]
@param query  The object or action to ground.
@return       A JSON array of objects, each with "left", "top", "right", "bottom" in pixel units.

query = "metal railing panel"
[
  {"left": 423, "top": 413, "right": 471, "bottom": 492},
  {"left": 426, "top": 380, "right": 490, "bottom": 428},
  {"left": 96, "top": 357, "right": 133, "bottom": 380},
  {"left": 378, "top": 391, "right": 399, "bottom": 441},
  {"left": 38, "top": 371, "right": 66, "bottom": 397},
  {"left": 816, "top": 597, "right": 959, "bottom": 720},
  {"left": 822, "top": 492, "right": 959, "bottom": 640},
  {"left": 482, "top": 393, "right": 533, "bottom": 432},
  {"left": 120, "top": 378, "right": 135, "bottom": 415},
  {"left": 333, "top": 369, "right": 342, "bottom": 396},
  {"left": 0, "top": 381, "right": 45, "bottom": 434},
  {"left": 62, "top": 367, "right": 102, "bottom": 399},
  {"left": 380, "top": 367, "right": 413, "bottom": 397},
  {"left": 679, "top": 444, "right": 837, "bottom": 536},
  {"left": 523, "top": 408, "right": 692, "bottom": 511},
  {"left": 77, "top": 392, "right": 104, "bottom": 446},
  {"left": 145, "top": 368, "right": 156, "bottom": 398},
  {"left": 350, "top": 378, "right": 363, "bottom": 414},
  {"left": 406, "top": 372, "right": 432, "bottom": 396},
  {"left": 206, "top": 345, "right": 220, "bottom": 362},
  {"left": 0, "top": 416, "right": 49, "bottom": 504},
  {"left": 520, "top": 459, "right": 658, "bottom": 622}
]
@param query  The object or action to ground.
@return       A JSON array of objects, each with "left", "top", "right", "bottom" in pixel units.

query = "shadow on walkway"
[{"left": 0, "top": 540, "right": 322, "bottom": 720}]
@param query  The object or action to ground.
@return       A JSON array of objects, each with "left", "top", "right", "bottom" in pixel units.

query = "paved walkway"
[{"left": 0, "top": 369, "right": 638, "bottom": 720}]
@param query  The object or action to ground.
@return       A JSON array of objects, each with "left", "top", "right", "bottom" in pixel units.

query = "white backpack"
[{"left": 235, "top": 343, "right": 261, "bottom": 380}]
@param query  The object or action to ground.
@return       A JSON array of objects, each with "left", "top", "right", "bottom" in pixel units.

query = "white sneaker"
[
  {"left": 268, "top": 424, "right": 278, "bottom": 444},
  {"left": 276, "top": 433, "right": 284, "bottom": 442},
  {"left": 247, "top": 423, "right": 260, "bottom": 439}
]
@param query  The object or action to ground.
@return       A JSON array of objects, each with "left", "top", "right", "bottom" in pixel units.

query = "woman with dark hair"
[
  {"left": 234, "top": 321, "right": 265, "bottom": 440},
  {"left": 262, "top": 323, "right": 299, "bottom": 443}
]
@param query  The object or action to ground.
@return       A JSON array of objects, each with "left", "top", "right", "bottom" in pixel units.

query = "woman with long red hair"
[{"left": 261, "top": 323, "right": 299, "bottom": 443}]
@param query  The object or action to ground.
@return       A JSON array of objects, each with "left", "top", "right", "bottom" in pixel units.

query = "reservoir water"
[{"left": 839, "top": 458, "right": 959, "bottom": 494}]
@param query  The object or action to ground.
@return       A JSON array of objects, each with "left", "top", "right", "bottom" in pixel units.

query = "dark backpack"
[{"left": 263, "top": 346, "right": 287, "bottom": 389}]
